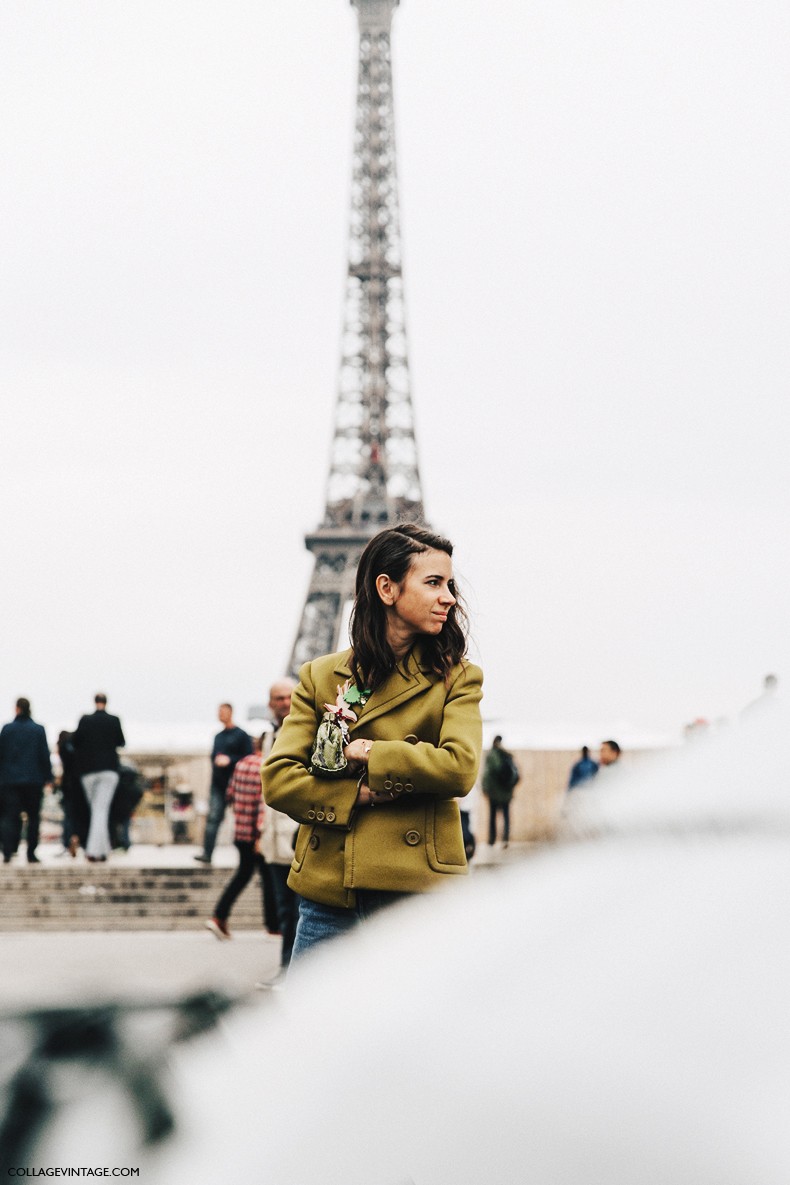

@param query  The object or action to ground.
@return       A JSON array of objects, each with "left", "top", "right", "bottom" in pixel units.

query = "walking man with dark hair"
[
  {"left": 599, "top": 739, "right": 621, "bottom": 768},
  {"left": 195, "top": 703, "right": 252, "bottom": 864},
  {"left": 0, "top": 698, "right": 53, "bottom": 863},
  {"left": 72, "top": 694, "right": 126, "bottom": 862}
]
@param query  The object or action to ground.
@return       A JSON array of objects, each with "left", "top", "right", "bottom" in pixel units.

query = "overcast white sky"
[{"left": 1, "top": 0, "right": 788, "bottom": 749}]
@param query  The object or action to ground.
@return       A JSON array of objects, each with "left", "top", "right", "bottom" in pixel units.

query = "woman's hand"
[
  {"left": 355, "top": 782, "right": 396, "bottom": 808},
  {"left": 344, "top": 738, "right": 373, "bottom": 765}
]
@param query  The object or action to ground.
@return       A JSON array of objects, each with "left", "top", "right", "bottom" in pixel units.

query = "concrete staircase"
[{"left": 0, "top": 864, "right": 267, "bottom": 932}]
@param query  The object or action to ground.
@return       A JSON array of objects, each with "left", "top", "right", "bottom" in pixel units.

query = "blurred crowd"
[{"left": 0, "top": 694, "right": 141, "bottom": 865}]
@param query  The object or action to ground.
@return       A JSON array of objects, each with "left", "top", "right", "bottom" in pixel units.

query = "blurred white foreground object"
[{"left": 53, "top": 704, "right": 790, "bottom": 1181}]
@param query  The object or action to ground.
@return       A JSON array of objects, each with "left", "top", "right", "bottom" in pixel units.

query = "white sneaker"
[{"left": 205, "top": 917, "right": 231, "bottom": 940}]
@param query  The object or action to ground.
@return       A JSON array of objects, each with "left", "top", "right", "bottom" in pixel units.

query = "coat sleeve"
[
  {"left": 261, "top": 662, "right": 361, "bottom": 829},
  {"left": 366, "top": 662, "right": 483, "bottom": 800}
]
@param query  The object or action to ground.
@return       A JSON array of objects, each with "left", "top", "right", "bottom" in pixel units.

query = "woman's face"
[{"left": 379, "top": 548, "right": 457, "bottom": 647}]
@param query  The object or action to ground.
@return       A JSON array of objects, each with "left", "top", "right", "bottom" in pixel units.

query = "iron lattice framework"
[{"left": 288, "top": 0, "right": 426, "bottom": 676}]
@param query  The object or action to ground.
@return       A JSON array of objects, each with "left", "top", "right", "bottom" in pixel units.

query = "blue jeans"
[
  {"left": 269, "top": 864, "right": 299, "bottom": 966},
  {"left": 201, "top": 781, "right": 228, "bottom": 860},
  {"left": 291, "top": 890, "right": 412, "bottom": 963}
]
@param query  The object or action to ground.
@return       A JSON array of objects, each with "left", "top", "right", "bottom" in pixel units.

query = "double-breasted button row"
[
  {"left": 383, "top": 776, "right": 415, "bottom": 795},
  {"left": 306, "top": 808, "right": 336, "bottom": 823}
]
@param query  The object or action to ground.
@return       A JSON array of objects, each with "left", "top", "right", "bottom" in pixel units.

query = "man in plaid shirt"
[{"left": 205, "top": 737, "right": 266, "bottom": 938}]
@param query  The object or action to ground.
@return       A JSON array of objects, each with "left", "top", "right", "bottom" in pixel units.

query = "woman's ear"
[{"left": 375, "top": 573, "right": 397, "bottom": 606}]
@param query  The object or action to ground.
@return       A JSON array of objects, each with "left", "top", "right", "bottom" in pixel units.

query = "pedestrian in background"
[
  {"left": 71, "top": 693, "right": 126, "bottom": 863},
  {"left": 482, "top": 735, "right": 520, "bottom": 848},
  {"left": 259, "top": 679, "right": 299, "bottom": 971},
  {"left": 567, "top": 745, "right": 599, "bottom": 790},
  {"left": 195, "top": 703, "right": 252, "bottom": 865},
  {"left": 57, "top": 729, "right": 88, "bottom": 857},
  {"left": 0, "top": 698, "right": 53, "bottom": 864},
  {"left": 110, "top": 760, "right": 144, "bottom": 851},
  {"left": 598, "top": 739, "right": 621, "bottom": 770},
  {"left": 257, "top": 678, "right": 297, "bottom": 936},
  {"left": 206, "top": 735, "right": 266, "bottom": 939}
]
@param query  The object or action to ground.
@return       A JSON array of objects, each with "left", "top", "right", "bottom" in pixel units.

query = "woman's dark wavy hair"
[{"left": 349, "top": 522, "right": 469, "bottom": 690}]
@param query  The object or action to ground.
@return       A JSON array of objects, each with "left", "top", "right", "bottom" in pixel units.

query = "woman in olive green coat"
[{"left": 262, "top": 523, "right": 483, "bottom": 959}]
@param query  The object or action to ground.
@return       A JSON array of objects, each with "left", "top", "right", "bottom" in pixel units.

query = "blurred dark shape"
[
  {"left": 567, "top": 745, "right": 599, "bottom": 789},
  {"left": 0, "top": 991, "right": 238, "bottom": 1172},
  {"left": 110, "top": 761, "right": 145, "bottom": 851}
]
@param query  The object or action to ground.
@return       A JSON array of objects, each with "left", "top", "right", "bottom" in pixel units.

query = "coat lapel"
[
  {"left": 333, "top": 651, "right": 353, "bottom": 680},
  {"left": 347, "top": 646, "right": 434, "bottom": 728}
]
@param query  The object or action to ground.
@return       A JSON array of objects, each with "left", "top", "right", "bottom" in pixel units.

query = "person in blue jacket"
[
  {"left": 567, "top": 745, "right": 599, "bottom": 790},
  {"left": 0, "top": 698, "right": 53, "bottom": 863}
]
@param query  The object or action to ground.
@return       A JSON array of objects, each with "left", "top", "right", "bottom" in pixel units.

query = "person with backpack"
[{"left": 482, "top": 735, "right": 520, "bottom": 848}]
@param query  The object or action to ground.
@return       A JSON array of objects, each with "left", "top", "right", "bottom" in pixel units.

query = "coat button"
[
  {"left": 307, "top": 809, "right": 316, "bottom": 820},
  {"left": 405, "top": 734, "right": 419, "bottom": 745},
  {"left": 405, "top": 830, "right": 421, "bottom": 846},
  {"left": 404, "top": 782, "right": 414, "bottom": 793},
  {"left": 326, "top": 810, "right": 336, "bottom": 823},
  {"left": 316, "top": 810, "right": 325, "bottom": 821},
  {"left": 309, "top": 835, "right": 320, "bottom": 850},
  {"left": 394, "top": 782, "right": 403, "bottom": 793},
  {"left": 383, "top": 778, "right": 394, "bottom": 791}
]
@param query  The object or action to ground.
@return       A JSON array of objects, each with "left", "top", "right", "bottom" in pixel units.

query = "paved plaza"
[
  {"left": 0, "top": 839, "right": 518, "bottom": 1013},
  {"left": 0, "top": 843, "right": 282, "bottom": 1011},
  {"left": 0, "top": 928, "right": 282, "bottom": 1012}
]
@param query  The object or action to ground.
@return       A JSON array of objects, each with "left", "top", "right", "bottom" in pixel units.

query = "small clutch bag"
[
  {"left": 309, "top": 713, "right": 350, "bottom": 779},
  {"left": 307, "top": 682, "right": 357, "bottom": 782},
  {"left": 309, "top": 680, "right": 364, "bottom": 779}
]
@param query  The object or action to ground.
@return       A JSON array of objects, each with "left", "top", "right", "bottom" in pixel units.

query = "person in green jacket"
[{"left": 482, "top": 735, "right": 520, "bottom": 847}]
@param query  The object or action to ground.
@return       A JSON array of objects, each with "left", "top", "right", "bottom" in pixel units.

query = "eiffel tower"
[{"left": 288, "top": 0, "right": 425, "bottom": 676}]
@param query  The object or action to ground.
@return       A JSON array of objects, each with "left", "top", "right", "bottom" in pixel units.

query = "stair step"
[{"left": 0, "top": 865, "right": 270, "bottom": 932}]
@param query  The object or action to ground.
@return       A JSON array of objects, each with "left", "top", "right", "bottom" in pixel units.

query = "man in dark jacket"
[
  {"left": 194, "top": 703, "right": 252, "bottom": 864},
  {"left": 0, "top": 698, "right": 53, "bottom": 863},
  {"left": 71, "top": 694, "right": 126, "bottom": 862}
]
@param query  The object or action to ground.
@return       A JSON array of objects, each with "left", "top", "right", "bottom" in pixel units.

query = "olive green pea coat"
[{"left": 261, "top": 646, "right": 484, "bottom": 909}]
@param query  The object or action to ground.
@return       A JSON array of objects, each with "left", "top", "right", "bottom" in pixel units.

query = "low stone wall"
[{"left": 123, "top": 745, "right": 659, "bottom": 849}]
